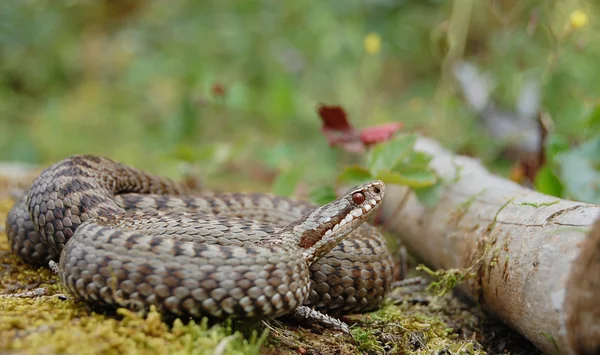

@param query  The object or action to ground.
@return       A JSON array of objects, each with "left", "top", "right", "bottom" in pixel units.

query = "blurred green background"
[{"left": 1, "top": 0, "right": 598, "bottom": 198}]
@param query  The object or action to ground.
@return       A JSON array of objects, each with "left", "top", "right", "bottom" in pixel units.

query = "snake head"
[{"left": 282, "top": 180, "right": 385, "bottom": 264}]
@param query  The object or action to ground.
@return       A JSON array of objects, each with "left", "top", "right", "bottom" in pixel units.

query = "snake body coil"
[{"left": 6, "top": 155, "right": 393, "bottom": 319}]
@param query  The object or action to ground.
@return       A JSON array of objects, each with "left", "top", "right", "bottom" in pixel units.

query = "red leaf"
[
  {"left": 318, "top": 104, "right": 365, "bottom": 153},
  {"left": 318, "top": 105, "right": 353, "bottom": 131},
  {"left": 359, "top": 122, "right": 403, "bottom": 146},
  {"left": 317, "top": 104, "right": 402, "bottom": 153}
]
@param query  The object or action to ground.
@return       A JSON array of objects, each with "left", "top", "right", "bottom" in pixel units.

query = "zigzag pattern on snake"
[{"left": 6, "top": 155, "right": 393, "bottom": 320}]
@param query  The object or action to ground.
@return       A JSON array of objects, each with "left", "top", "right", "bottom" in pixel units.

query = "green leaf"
[
  {"left": 367, "top": 134, "right": 418, "bottom": 175},
  {"left": 533, "top": 164, "right": 563, "bottom": 197},
  {"left": 375, "top": 169, "right": 438, "bottom": 188},
  {"left": 337, "top": 165, "right": 373, "bottom": 186},
  {"left": 414, "top": 181, "right": 443, "bottom": 208},
  {"left": 363, "top": 134, "right": 439, "bottom": 189},
  {"left": 555, "top": 137, "right": 600, "bottom": 204},
  {"left": 309, "top": 185, "right": 338, "bottom": 205},
  {"left": 272, "top": 168, "right": 303, "bottom": 197},
  {"left": 391, "top": 151, "right": 432, "bottom": 172}
]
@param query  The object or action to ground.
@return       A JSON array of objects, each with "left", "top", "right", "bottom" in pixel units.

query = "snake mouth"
[{"left": 322, "top": 196, "right": 381, "bottom": 238}]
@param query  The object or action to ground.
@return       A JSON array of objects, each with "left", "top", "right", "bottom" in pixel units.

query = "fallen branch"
[{"left": 378, "top": 136, "right": 600, "bottom": 355}]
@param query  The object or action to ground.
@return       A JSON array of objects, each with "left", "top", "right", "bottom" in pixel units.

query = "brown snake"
[{"left": 6, "top": 155, "right": 393, "bottom": 322}]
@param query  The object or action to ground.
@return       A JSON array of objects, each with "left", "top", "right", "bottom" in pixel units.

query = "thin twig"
[{"left": 1, "top": 287, "right": 48, "bottom": 298}]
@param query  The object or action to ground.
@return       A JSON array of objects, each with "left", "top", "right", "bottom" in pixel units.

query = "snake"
[{"left": 5, "top": 155, "right": 393, "bottom": 320}]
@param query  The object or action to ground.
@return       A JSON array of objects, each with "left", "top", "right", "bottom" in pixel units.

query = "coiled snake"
[{"left": 6, "top": 155, "right": 393, "bottom": 324}]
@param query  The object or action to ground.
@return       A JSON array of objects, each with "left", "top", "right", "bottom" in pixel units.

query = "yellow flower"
[
  {"left": 364, "top": 32, "right": 381, "bottom": 54},
  {"left": 569, "top": 9, "right": 589, "bottom": 29}
]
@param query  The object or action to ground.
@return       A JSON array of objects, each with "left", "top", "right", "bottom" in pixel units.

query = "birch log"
[{"left": 378, "top": 136, "right": 600, "bottom": 355}]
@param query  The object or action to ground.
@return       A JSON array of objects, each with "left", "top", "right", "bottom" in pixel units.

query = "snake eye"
[{"left": 352, "top": 192, "right": 365, "bottom": 204}]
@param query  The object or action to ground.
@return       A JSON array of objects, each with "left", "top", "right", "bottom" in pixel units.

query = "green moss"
[
  {"left": 415, "top": 265, "right": 476, "bottom": 297},
  {"left": 514, "top": 200, "right": 560, "bottom": 208},
  {"left": 341, "top": 302, "right": 488, "bottom": 355},
  {"left": 1, "top": 301, "right": 267, "bottom": 354},
  {"left": 352, "top": 328, "right": 386, "bottom": 354},
  {"left": 487, "top": 197, "right": 515, "bottom": 232}
]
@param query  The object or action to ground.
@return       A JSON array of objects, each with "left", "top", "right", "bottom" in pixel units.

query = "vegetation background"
[
  {"left": 1, "top": 0, "right": 598, "bottom": 202},
  {"left": 1, "top": 1, "right": 599, "bottom": 354}
]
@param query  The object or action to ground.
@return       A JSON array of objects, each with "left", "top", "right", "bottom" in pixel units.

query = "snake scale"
[{"left": 6, "top": 155, "right": 393, "bottom": 321}]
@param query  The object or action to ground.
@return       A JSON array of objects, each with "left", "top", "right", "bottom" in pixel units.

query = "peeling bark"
[{"left": 378, "top": 136, "right": 600, "bottom": 355}]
